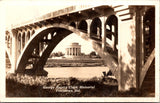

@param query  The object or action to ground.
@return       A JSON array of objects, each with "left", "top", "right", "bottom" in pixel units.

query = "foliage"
[
  {"left": 50, "top": 52, "right": 64, "bottom": 58},
  {"left": 6, "top": 74, "right": 144, "bottom": 97}
]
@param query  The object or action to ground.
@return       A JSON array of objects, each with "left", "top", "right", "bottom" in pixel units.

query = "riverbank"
[{"left": 45, "top": 58, "right": 104, "bottom": 67}]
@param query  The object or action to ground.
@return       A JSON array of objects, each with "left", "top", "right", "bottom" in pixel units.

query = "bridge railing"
[{"left": 6, "top": 5, "right": 97, "bottom": 30}]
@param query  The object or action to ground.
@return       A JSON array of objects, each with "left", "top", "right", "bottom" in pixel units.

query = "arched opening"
[
  {"left": 52, "top": 32, "right": 57, "bottom": 37},
  {"left": 47, "top": 33, "right": 52, "bottom": 40},
  {"left": 7, "top": 36, "right": 10, "bottom": 48},
  {"left": 105, "top": 15, "right": 118, "bottom": 51},
  {"left": 143, "top": 7, "right": 155, "bottom": 62},
  {"left": 18, "top": 33, "right": 21, "bottom": 54},
  {"left": 22, "top": 33, "right": 25, "bottom": 49},
  {"left": 78, "top": 20, "right": 87, "bottom": 33},
  {"left": 6, "top": 52, "right": 11, "bottom": 71},
  {"left": 90, "top": 17, "right": 102, "bottom": 39},
  {"left": 70, "top": 22, "right": 76, "bottom": 28},
  {"left": 16, "top": 25, "right": 117, "bottom": 80},
  {"left": 27, "top": 31, "right": 30, "bottom": 42},
  {"left": 31, "top": 30, "right": 35, "bottom": 36}
]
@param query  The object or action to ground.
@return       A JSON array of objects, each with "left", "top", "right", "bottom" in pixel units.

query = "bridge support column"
[
  {"left": 118, "top": 16, "right": 137, "bottom": 91},
  {"left": 24, "top": 31, "right": 28, "bottom": 45},
  {"left": 20, "top": 33, "right": 23, "bottom": 53},
  {"left": 10, "top": 30, "right": 18, "bottom": 73},
  {"left": 135, "top": 7, "right": 145, "bottom": 90},
  {"left": 118, "top": 8, "right": 144, "bottom": 91},
  {"left": 100, "top": 17, "right": 107, "bottom": 53},
  {"left": 86, "top": 19, "right": 92, "bottom": 37}
]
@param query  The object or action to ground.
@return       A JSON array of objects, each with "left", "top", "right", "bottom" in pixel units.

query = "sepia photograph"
[{"left": 0, "top": 0, "right": 160, "bottom": 102}]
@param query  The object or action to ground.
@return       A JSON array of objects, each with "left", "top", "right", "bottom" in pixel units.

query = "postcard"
[{"left": 0, "top": 0, "right": 159, "bottom": 102}]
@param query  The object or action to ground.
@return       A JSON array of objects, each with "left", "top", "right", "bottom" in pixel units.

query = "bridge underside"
[{"left": 15, "top": 24, "right": 118, "bottom": 78}]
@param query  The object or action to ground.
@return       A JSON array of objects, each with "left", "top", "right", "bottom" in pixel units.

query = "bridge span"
[{"left": 5, "top": 5, "right": 155, "bottom": 92}]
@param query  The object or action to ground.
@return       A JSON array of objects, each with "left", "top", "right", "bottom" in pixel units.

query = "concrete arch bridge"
[{"left": 5, "top": 5, "right": 155, "bottom": 92}]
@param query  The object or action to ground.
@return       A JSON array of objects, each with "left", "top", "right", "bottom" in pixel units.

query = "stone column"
[
  {"left": 18, "top": 34, "right": 21, "bottom": 57},
  {"left": 10, "top": 30, "right": 18, "bottom": 73},
  {"left": 76, "top": 48, "right": 78, "bottom": 56},
  {"left": 74, "top": 47, "right": 76, "bottom": 56},
  {"left": 70, "top": 48, "right": 71, "bottom": 56},
  {"left": 39, "top": 42, "right": 42, "bottom": 55},
  {"left": 72, "top": 48, "right": 74, "bottom": 56},
  {"left": 70, "top": 48, "right": 72, "bottom": 56},
  {"left": 74, "top": 48, "right": 75, "bottom": 56},
  {"left": 79, "top": 48, "right": 80, "bottom": 56},
  {"left": 76, "top": 48, "right": 77, "bottom": 56},
  {"left": 67, "top": 48, "right": 68, "bottom": 55},
  {"left": 30, "top": 30, "right": 32, "bottom": 38},
  {"left": 21, "top": 33, "right": 23, "bottom": 53},
  {"left": 68, "top": 48, "right": 70, "bottom": 56},
  {"left": 118, "top": 8, "right": 141, "bottom": 91},
  {"left": 25, "top": 32, "right": 27, "bottom": 45},
  {"left": 135, "top": 7, "right": 144, "bottom": 90},
  {"left": 86, "top": 19, "right": 92, "bottom": 37},
  {"left": 112, "top": 34, "right": 115, "bottom": 50},
  {"left": 69, "top": 48, "right": 70, "bottom": 56},
  {"left": 100, "top": 16, "right": 107, "bottom": 52}
]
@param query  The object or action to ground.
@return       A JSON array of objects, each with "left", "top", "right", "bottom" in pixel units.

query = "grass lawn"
[{"left": 6, "top": 74, "right": 146, "bottom": 97}]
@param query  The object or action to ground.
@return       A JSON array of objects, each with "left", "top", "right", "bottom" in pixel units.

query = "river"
[{"left": 44, "top": 66, "right": 109, "bottom": 78}]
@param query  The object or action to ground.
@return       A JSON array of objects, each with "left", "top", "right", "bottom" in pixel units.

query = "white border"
[{"left": 0, "top": 0, "right": 159, "bottom": 102}]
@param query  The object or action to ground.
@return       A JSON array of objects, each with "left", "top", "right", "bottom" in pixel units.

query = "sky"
[
  {"left": 4, "top": 0, "right": 96, "bottom": 54},
  {"left": 53, "top": 33, "right": 94, "bottom": 54}
]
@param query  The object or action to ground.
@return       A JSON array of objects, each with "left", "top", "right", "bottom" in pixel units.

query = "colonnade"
[{"left": 65, "top": 43, "right": 81, "bottom": 57}]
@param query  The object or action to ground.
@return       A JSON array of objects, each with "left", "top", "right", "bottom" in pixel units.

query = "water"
[{"left": 44, "top": 66, "right": 109, "bottom": 78}]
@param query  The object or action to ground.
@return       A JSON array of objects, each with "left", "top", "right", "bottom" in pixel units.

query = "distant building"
[{"left": 65, "top": 43, "right": 81, "bottom": 58}]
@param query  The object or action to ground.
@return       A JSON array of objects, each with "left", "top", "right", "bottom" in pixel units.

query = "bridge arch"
[
  {"left": 78, "top": 20, "right": 87, "bottom": 33},
  {"left": 15, "top": 23, "right": 117, "bottom": 77},
  {"left": 105, "top": 15, "right": 118, "bottom": 51},
  {"left": 69, "top": 22, "right": 76, "bottom": 28},
  {"left": 16, "top": 24, "right": 87, "bottom": 74},
  {"left": 90, "top": 17, "right": 102, "bottom": 39}
]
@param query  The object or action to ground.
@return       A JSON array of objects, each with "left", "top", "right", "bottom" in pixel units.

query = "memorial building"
[{"left": 65, "top": 43, "right": 81, "bottom": 58}]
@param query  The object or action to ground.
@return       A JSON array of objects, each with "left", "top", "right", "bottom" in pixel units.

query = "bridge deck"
[{"left": 7, "top": 5, "right": 110, "bottom": 30}]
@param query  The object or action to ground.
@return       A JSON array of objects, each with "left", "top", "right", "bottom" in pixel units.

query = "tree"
[
  {"left": 49, "top": 52, "right": 64, "bottom": 58},
  {"left": 89, "top": 51, "right": 96, "bottom": 58}
]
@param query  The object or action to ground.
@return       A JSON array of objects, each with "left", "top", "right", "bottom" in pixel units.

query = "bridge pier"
[
  {"left": 118, "top": 7, "right": 149, "bottom": 91},
  {"left": 9, "top": 30, "right": 18, "bottom": 73},
  {"left": 118, "top": 17, "right": 137, "bottom": 91}
]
